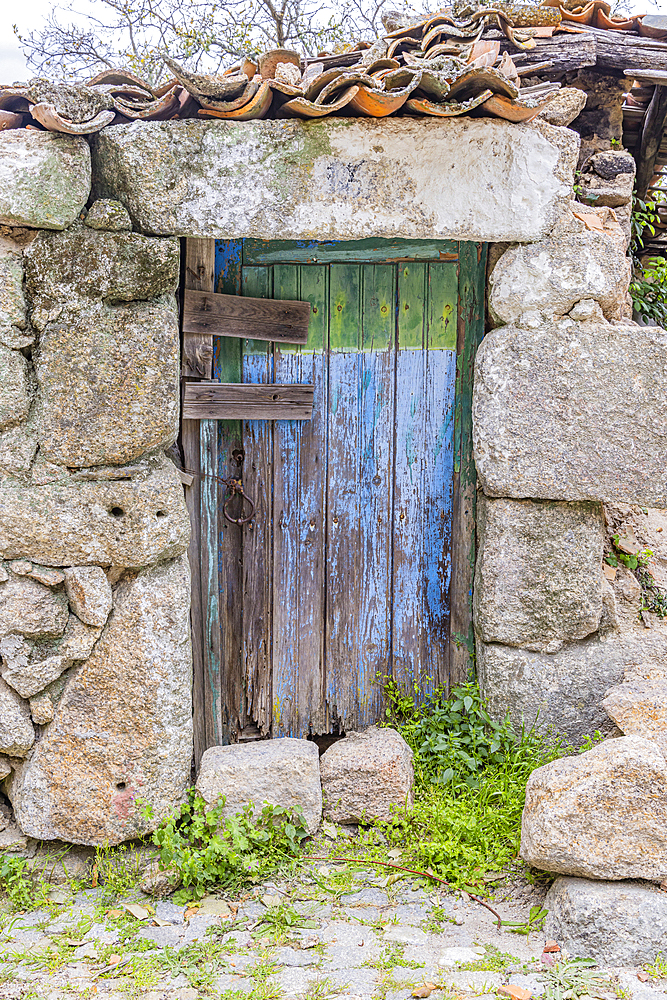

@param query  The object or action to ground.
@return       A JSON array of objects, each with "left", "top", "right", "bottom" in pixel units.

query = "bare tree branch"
[{"left": 13, "top": 0, "right": 412, "bottom": 85}]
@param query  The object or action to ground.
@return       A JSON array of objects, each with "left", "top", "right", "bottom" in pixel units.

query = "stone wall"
[
  {"left": 0, "top": 106, "right": 660, "bottom": 848},
  {"left": 0, "top": 133, "right": 192, "bottom": 846},
  {"left": 474, "top": 196, "right": 667, "bottom": 745}
]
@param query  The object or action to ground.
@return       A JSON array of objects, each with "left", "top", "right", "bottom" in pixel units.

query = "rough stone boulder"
[
  {"left": 63, "top": 566, "right": 112, "bottom": 627},
  {"left": 545, "top": 876, "right": 667, "bottom": 966},
  {"left": 578, "top": 149, "right": 635, "bottom": 209},
  {"left": 33, "top": 299, "right": 180, "bottom": 468},
  {"left": 473, "top": 318, "right": 667, "bottom": 505},
  {"left": 0, "top": 454, "right": 190, "bottom": 567},
  {"left": 603, "top": 677, "right": 667, "bottom": 746},
  {"left": 24, "top": 224, "right": 179, "bottom": 319},
  {"left": 9, "top": 554, "right": 193, "bottom": 845},
  {"left": 474, "top": 495, "right": 605, "bottom": 652},
  {"left": 520, "top": 735, "right": 667, "bottom": 880},
  {"left": 0, "top": 131, "right": 91, "bottom": 230},
  {"left": 489, "top": 212, "right": 630, "bottom": 324},
  {"left": 0, "top": 677, "right": 34, "bottom": 757},
  {"left": 536, "top": 87, "right": 587, "bottom": 127},
  {"left": 0, "top": 422, "right": 38, "bottom": 477},
  {"left": 0, "top": 575, "right": 69, "bottom": 639},
  {"left": 320, "top": 727, "right": 414, "bottom": 824},
  {"left": 478, "top": 543, "right": 667, "bottom": 741},
  {"left": 0, "top": 346, "right": 33, "bottom": 432},
  {"left": 84, "top": 199, "right": 132, "bottom": 232},
  {"left": 477, "top": 630, "right": 627, "bottom": 743},
  {"left": 196, "top": 739, "right": 322, "bottom": 836},
  {"left": 0, "top": 236, "right": 31, "bottom": 350}
]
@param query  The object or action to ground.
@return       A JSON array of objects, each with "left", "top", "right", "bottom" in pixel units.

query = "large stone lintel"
[{"left": 91, "top": 117, "right": 578, "bottom": 242}]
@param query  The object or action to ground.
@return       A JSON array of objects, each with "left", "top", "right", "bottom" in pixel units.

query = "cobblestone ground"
[{"left": 0, "top": 847, "right": 666, "bottom": 1000}]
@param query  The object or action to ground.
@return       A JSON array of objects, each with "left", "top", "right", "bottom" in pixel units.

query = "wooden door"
[{"left": 185, "top": 238, "right": 486, "bottom": 759}]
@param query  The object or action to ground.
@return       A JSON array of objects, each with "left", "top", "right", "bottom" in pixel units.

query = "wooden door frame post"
[{"left": 181, "top": 238, "right": 223, "bottom": 768}]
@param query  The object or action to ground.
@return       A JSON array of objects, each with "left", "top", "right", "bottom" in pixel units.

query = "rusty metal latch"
[{"left": 184, "top": 470, "right": 256, "bottom": 525}]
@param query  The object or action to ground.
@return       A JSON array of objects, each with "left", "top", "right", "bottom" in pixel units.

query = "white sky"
[{"left": 2, "top": 0, "right": 667, "bottom": 83}]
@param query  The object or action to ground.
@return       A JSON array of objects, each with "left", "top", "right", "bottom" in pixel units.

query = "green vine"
[
  {"left": 606, "top": 534, "right": 667, "bottom": 619},
  {"left": 629, "top": 192, "right": 667, "bottom": 324}
]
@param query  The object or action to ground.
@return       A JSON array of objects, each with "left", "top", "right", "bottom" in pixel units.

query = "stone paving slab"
[{"left": 0, "top": 855, "right": 664, "bottom": 1000}]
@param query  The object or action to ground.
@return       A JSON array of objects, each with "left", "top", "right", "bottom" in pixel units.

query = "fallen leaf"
[
  {"left": 184, "top": 906, "right": 200, "bottom": 921},
  {"left": 321, "top": 821, "right": 338, "bottom": 840},
  {"left": 638, "top": 973, "right": 650, "bottom": 983},
  {"left": 413, "top": 983, "right": 440, "bottom": 997},
  {"left": 387, "top": 848, "right": 402, "bottom": 861},
  {"left": 498, "top": 986, "right": 532, "bottom": 1000},
  {"left": 109, "top": 954, "right": 121, "bottom": 966},
  {"left": 64, "top": 938, "right": 86, "bottom": 947},
  {"left": 483, "top": 872, "right": 507, "bottom": 882},
  {"left": 543, "top": 941, "right": 560, "bottom": 953},
  {"left": 386, "top": 872, "right": 406, "bottom": 886},
  {"left": 91, "top": 861, "right": 99, "bottom": 888},
  {"left": 261, "top": 893, "right": 282, "bottom": 908},
  {"left": 47, "top": 889, "right": 69, "bottom": 905},
  {"left": 106, "top": 909, "right": 123, "bottom": 919},
  {"left": 151, "top": 918, "right": 172, "bottom": 927},
  {"left": 122, "top": 903, "right": 151, "bottom": 920}
]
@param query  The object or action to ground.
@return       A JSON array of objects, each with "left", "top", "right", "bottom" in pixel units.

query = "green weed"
[
  {"left": 377, "top": 680, "right": 572, "bottom": 889},
  {"left": 252, "top": 901, "right": 319, "bottom": 942},
  {"left": 645, "top": 952, "right": 667, "bottom": 979},
  {"left": 149, "top": 789, "right": 309, "bottom": 902},
  {"left": 501, "top": 903, "right": 548, "bottom": 939},
  {"left": 0, "top": 856, "right": 38, "bottom": 911},
  {"left": 364, "top": 943, "right": 423, "bottom": 971},
  {"left": 303, "top": 976, "right": 346, "bottom": 1000},
  {"left": 457, "top": 945, "right": 529, "bottom": 972},
  {"left": 93, "top": 842, "right": 146, "bottom": 900},
  {"left": 543, "top": 957, "right": 608, "bottom": 1000}
]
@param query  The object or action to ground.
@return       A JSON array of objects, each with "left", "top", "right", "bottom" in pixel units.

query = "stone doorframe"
[{"left": 0, "top": 110, "right": 660, "bottom": 847}]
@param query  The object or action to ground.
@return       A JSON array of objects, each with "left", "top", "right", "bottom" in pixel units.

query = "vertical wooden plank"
[
  {"left": 200, "top": 416, "right": 223, "bottom": 749},
  {"left": 392, "top": 262, "right": 427, "bottom": 697},
  {"left": 181, "top": 238, "right": 215, "bottom": 768},
  {"left": 325, "top": 263, "right": 362, "bottom": 731},
  {"left": 356, "top": 264, "right": 396, "bottom": 727},
  {"left": 241, "top": 265, "right": 274, "bottom": 734},
  {"left": 272, "top": 265, "right": 328, "bottom": 736},
  {"left": 450, "top": 241, "right": 487, "bottom": 686},
  {"left": 392, "top": 261, "right": 459, "bottom": 699},
  {"left": 422, "top": 262, "right": 458, "bottom": 693},
  {"left": 214, "top": 240, "right": 244, "bottom": 743},
  {"left": 182, "top": 239, "right": 215, "bottom": 379}
]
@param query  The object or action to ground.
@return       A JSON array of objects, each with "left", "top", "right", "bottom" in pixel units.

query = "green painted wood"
[
  {"left": 396, "top": 263, "right": 426, "bottom": 349},
  {"left": 449, "top": 241, "right": 487, "bottom": 685},
  {"left": 243, "top": 238, "right": 459, "bottom": 265},
  {"left": 329, "top": 264, "right": 361, "bottom": 352},
  {"left": 428, "top": 262, "right": 459, "bottom": 352}
]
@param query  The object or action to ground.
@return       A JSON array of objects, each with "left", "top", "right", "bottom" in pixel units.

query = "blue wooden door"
[{"left": 201, "top": 239, "right": 485, "bottom": 742}]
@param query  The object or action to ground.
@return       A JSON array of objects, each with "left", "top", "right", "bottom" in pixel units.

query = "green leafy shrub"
[
  {"left": 630, "top": 256, "right": 667, "bottom": 327},
  {"left": 379, "top": 680, "right": 568, "bottom": 888},
  {"left": 0, "top": 855, "right": 36, "bottom": 910},
  {"left": 630, "top": 194, "right": 667, "bottom": 325},
  {"left": 151, "top": 789, "right": 308, "bottom": 902}
]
